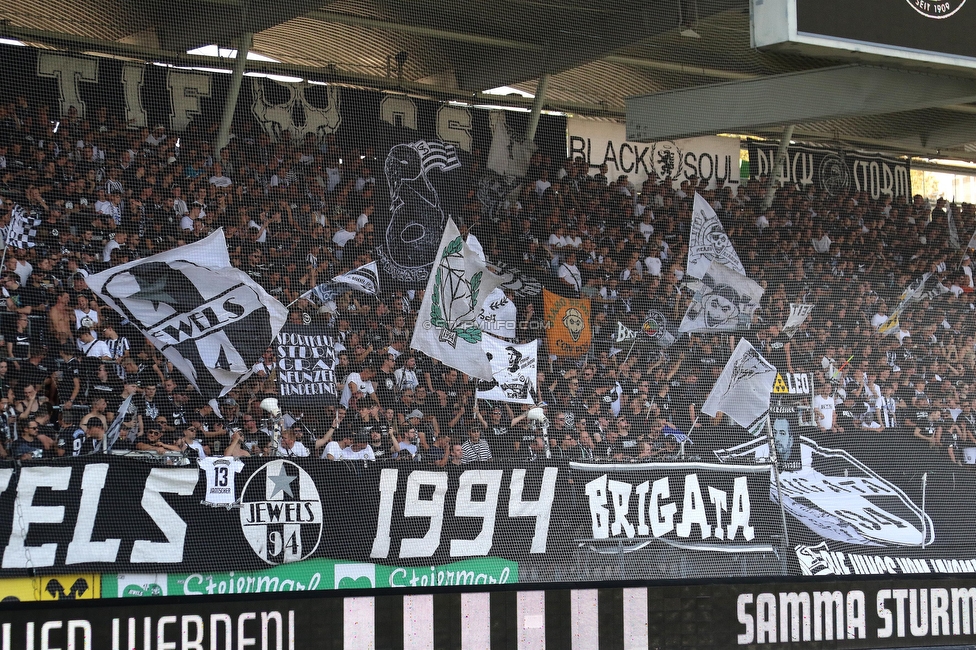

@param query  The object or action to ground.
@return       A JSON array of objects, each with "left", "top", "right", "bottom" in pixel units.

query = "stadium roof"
[{"left": 4, "top": 0, "right": 976, "bottom": 161}]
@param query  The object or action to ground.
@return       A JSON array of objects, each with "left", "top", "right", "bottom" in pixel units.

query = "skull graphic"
[
  {"left": 251, "top": 78, "right": 341, "bottom": 141},
  {"left": 563, "top": 308, "right": 585, "bottom": 342}
]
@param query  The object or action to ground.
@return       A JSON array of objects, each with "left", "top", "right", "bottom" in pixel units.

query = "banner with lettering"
[
  {"left": 571, "top": 461, "right": 777, "bottom": 553},
  {"left": 274, "top": 325, "right": 339, "bottom": 407},
  {"left": 567, "top": 119, "right": 741, "bottom": 189},
  {"left": 0, "top": 453, "right": 973, "bottom": 594},
  {"left": 12, "top": 576, "right": 976, "bottom": 649},
  {"left": 746, "top": 141, "right": 911, "bottom": 199},
  {"left": 0, "top": 44, "right": 566, "bottom": 290}
]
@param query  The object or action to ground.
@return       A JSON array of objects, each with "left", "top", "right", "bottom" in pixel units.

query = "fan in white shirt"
[
  {"left": 557, "top": 253, "right": 583, "bottom": 293},
  {"left": 277, "top": 429, "right": 310, "bottom": 457}
]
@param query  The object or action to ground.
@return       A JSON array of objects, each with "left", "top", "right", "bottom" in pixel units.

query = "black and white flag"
[
  {"left": 302, "top": 282, "right": 349, "bottom": 308},
  {"left": 5, "top": 205, "right": 41, "bottom": 249},
  {"left": 331, "top": 261, "right": 381, "bottom": 295},
  {"left": 782, "top": 303, "right": 814, "bottom": 339},
  {"left": 703, "top": 339, "right": 777, "bottom": 430},
  {"left": 687, "top": 193, "right": 744, "bottom": 279},
  {"left": 678, "top": 261, "right": 764, "bottom": 333},
  {"left": 97, "top": 393, "right": 134, "bottom": 453},
  {"left": 376, "top": 140, "right": 463, "bottom": 285},
  {"left": 85, "top": 230, "right": 288, "bottom": 404},
  {"left": 615, "top": 321, "right": 638, "bottom": 344},
  {"left": 900, "top": 272, "right": 950, "bottom": 305},
  {"left": 477, "top": 334, "right": 538, "bottom": 404},
  {"left": 486, "top": 111, "right": 537, "bottom": 178}
]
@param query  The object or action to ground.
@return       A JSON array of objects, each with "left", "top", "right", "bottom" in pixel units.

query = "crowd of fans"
[{"left": 0, "top": 90, "right": 975, "bottom": 471}]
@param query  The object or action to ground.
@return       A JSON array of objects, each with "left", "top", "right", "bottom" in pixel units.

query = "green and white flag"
[{"left": 411, "top": 218, "right": 506, "bottom": 381}]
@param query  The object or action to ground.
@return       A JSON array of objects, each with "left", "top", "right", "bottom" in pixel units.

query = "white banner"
[
  {"left": 478, "top": 287, "right": 518, "bottom": 340},
  {"left": 782, "top": 303, "right": 815, "bottom": 339},
  {"left": 567, "top": 120, "right": 740, "bottom": 189},
  {"left": 477, "top": 335, "right": 538, "bottom": 404}
]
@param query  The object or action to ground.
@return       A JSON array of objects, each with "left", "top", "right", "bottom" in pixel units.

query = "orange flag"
[{"left": 543, "top": 289, "right": 592, "bottom": 357}]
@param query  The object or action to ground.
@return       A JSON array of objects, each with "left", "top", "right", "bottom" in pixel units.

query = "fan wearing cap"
[
  {"left": 339, "top": 357, "right": 378, "bottom": 409},
  {"left": 135, "top": 426, "right": 181, "bottom": 454},
  {"left": 345, "top": 432, "right": 376, "bottom": 461},
  {"left": 402, "top": 409, "right": 431, "bottom": 451}
]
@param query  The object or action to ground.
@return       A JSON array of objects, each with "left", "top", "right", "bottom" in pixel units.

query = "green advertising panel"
[{"left": 103, "top": 557, "right": 517, "bottom": 598}]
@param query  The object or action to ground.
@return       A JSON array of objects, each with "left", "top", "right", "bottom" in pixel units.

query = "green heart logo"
[{"left": 336, "top": 577, "right": 373, "bottom": 589}]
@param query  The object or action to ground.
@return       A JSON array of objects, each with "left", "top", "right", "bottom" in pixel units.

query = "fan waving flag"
[
  {"left": 298, "top": 261, "right": 382, "bottom": 310},
  {"left": 687, "top": 193, "right": 744, "bottom": 279},
  {"left": 412, "top": 218, "right": 506, "bottom": 381},
  {"left": 662, "top": 425, "right": 690, "bottom": 444},
  {"left": 85, "top": 230, "right": 288, "bottom": 404},
  {"left": 879, "top": 272, "right": 950, "bottom": 336},
  {"left": 703, "top": 339, "right": 777, "bottom": 430},
  {"left": 5, "top": 205, "right": 42, "bottom": 249},
  {"left": 302, "top": 281, "right": 349, "bottom": 308},
  {"left": 98, "top": 393, "right": 134, "bottom": 453},
  {"left": 678, "top": 260, "right": 764, "bottom": 333}
]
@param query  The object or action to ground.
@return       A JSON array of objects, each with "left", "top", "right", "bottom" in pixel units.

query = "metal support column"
[
  {"left": 762, "top": 124, "right": 794, "bottom": 210},
  {"left": 525, "top": 74, "right": 550, "bottom": 142},
  {"left": 215, "top": 33, "right": 253, "bottom": 154}
]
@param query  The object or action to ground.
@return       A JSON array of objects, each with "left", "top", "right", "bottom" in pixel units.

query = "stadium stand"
[{"left": 0, "top": 86, "right": 973, "bottom": 474}]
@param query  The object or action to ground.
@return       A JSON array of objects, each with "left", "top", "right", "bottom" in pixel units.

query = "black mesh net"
[{"left": 0, "top": 27, "right": 974, "bottom": 606}]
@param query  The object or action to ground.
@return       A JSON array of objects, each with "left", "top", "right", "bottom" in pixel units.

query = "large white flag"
[
  {"left": 687, "top": 193, "right": 744, "bottom": 279},
  {"left": 412, "top": 218, "right": 506, "bottom": 380},
  {"left": 703, "top": 339, "right": 777, "bottom": 429},
  {"left": 477, "top": 334, "right": 538, "bottom": 404},
  {"left": 86, "top": 230, "right": 288, "bottom": 403},
  {"left": 678, "top": 261, "right": 764, "bottom": 333}
]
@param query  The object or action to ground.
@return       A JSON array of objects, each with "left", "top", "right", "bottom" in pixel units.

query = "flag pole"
[
  {"left": 0, "top": 206, "right": 16, "bottom": 280},
  {"left": 677, "top": 414, "right": 701, "bottom": 459},
  {"left": 764, "top": 414, "right": 790, "bottom": 548},
  {"left": 921, "top": 472, "right": 928, "bottom": 549},
  {"left": 621, "top": 337, "right": 639, "bottom": 364}
]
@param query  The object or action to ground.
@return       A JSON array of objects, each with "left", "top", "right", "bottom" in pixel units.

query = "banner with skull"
[{"left": 543, "top": 289, "right": 592, "bottom": 358}]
